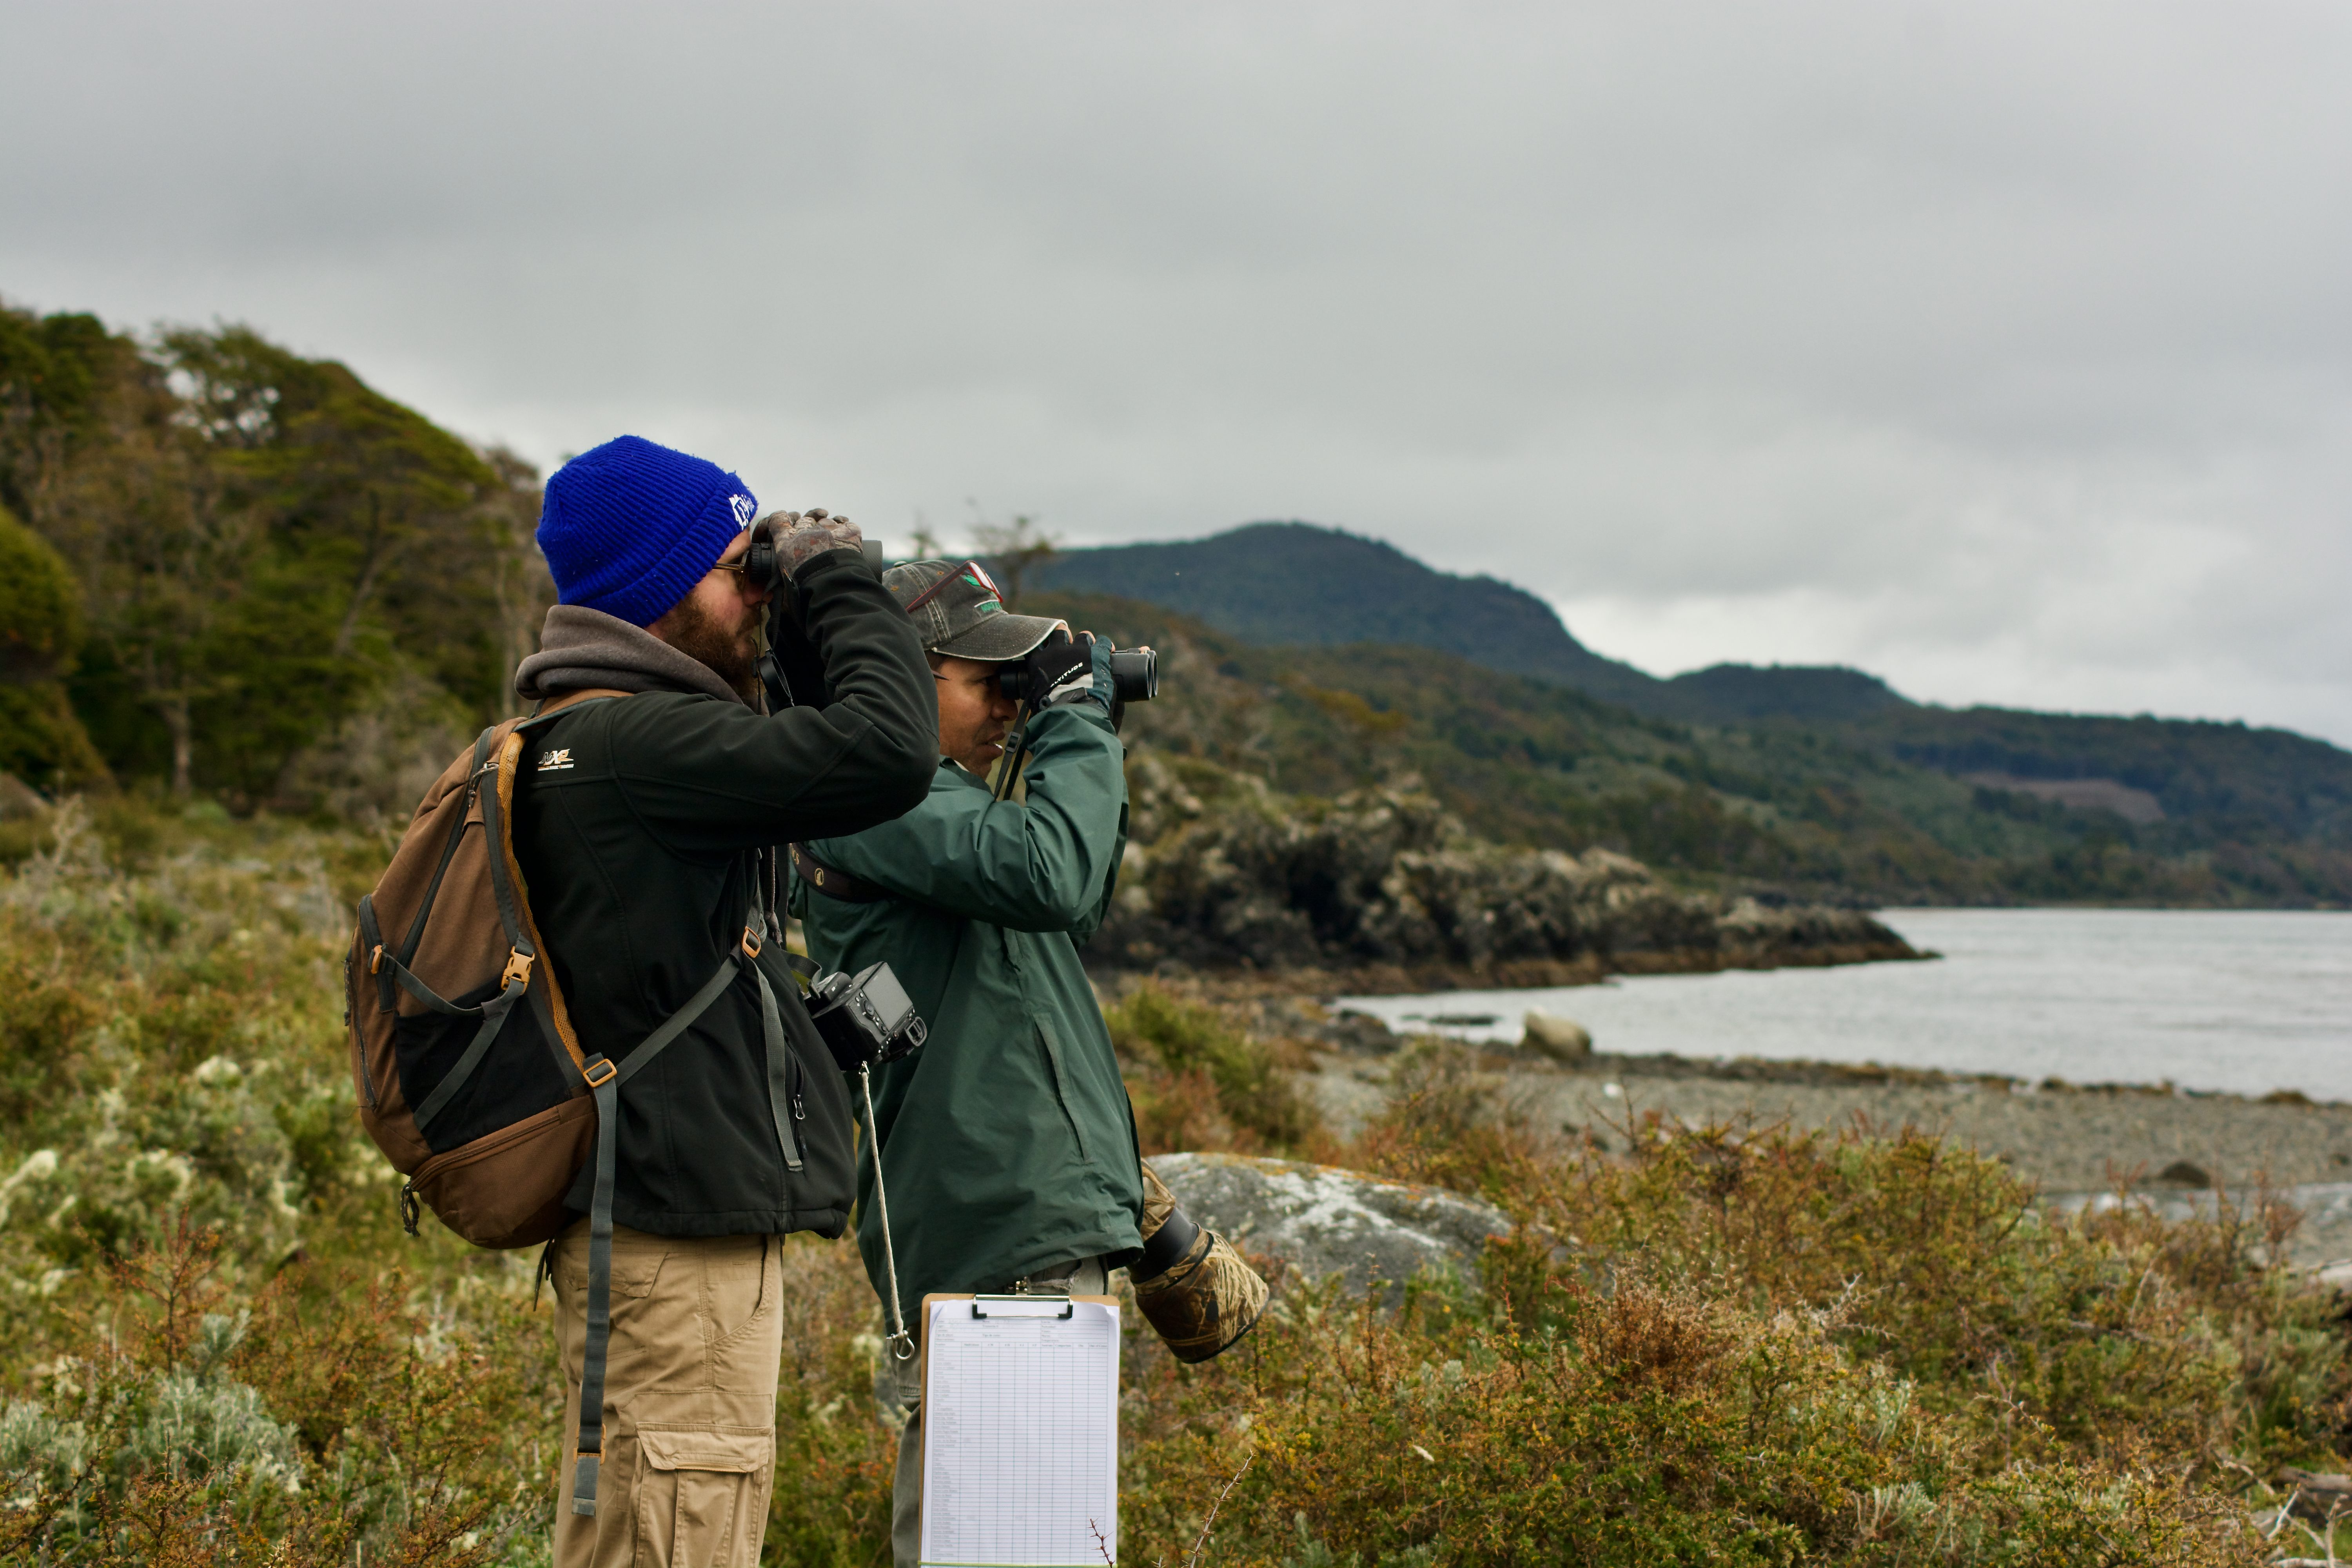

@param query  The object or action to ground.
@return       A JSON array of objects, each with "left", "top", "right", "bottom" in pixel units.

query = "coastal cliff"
[{"left": 1091, "top": 753, "right": 1919, "bottom": 986}]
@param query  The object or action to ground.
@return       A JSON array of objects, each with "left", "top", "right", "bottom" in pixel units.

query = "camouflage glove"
[
  {"left": 1131, "top": 1162, "right": 1270, "bottom": 1365},
  {"left": 764, "top": 507, "right": 864, "bottom": 577}
]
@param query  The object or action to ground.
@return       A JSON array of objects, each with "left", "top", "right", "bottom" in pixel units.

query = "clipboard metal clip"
[{"left": 971, "top": 1293, "right": 1075, "bottom": 1320}]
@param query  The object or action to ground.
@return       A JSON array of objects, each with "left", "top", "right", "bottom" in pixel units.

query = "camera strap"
[
  {"left": 860, "top": 1061, "right": 916, "bottom": 1365},
  {"left": 990, "top": 699, "right": 1033, "bottom": 804}
]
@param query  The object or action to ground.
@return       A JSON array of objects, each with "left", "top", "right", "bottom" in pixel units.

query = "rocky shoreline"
[
  {"left": 1096, "top": 759, "right": 1922, "bottom": 979},
  {"left": 1271, "top": 1008, "right": 2352, "bottom": 1268},
  {"left": 1164, "top": 938, "right": 1926, "bottom": 1000}
]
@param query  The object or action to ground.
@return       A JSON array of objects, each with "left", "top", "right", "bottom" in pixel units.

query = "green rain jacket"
[{"left": 792, "top": 701, "right": 1145, "bottom": 1314}]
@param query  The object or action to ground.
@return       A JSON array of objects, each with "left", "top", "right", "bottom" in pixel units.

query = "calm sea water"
[{"left": 1337, "top": 909, "right": 2352, "bottom": 1102}]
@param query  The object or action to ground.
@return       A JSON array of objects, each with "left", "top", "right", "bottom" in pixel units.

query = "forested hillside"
[
  {"left": 0, "top": 299, "right": 549, "bottom": 821},
  {"left": 1028, "top": 590, "right": 2352, "bottom": 906},
  {"left": 1033, "top": 522, "right": 1914, "bottom": 722},
  {"left": 5, "top": 293, "right": 2345, "bottom": 907},
  {"left": 1033, "top": 523, "right": 2352, "bottom": 872}
]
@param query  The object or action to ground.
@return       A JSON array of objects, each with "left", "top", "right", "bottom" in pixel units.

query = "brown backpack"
[
  {"left": 344, "top": 689, "right": 624, "bottom": 1249},
  {"left": 348, "top": 687, "right": 820, "bottom": 1516}
]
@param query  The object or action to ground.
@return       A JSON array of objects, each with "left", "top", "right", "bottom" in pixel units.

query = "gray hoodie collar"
[{"left": 514, "top": 604, "right": 749, "bottom": 707}]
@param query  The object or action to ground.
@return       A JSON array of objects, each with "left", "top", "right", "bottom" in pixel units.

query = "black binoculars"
[
  {"left": 998, "top": 646, "right": 1160, "bottom": 707},
  {"left": 741, "top": 534, "right": 884, "bottom": 588}
]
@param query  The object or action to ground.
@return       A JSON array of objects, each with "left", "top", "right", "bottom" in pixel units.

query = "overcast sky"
[{"left": 5, "top": 2, "right": 2347, "bottom": 745}]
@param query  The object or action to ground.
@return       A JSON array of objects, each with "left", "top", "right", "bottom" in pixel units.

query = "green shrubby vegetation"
[
  {"left": 0, "top": 298, "right": 549, "bottom": 815},
  {"left": 0, "top": 806, "right": 2344, "bottom": 1563},
  {"left": 0, "top": 800, "right": 557, "bottom": 1563},
  {"left": 1119, "top": 1029, "right": 2338, "bottom": 1565},
  {"left": 1105, "top": 983, "right": 1320, "bottom": 1154},
  {"left": 0, "top": 506, "right": 109, "bottom": 793}
]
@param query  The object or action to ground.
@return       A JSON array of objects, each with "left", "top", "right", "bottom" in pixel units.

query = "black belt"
[{"left": 790, "top": 843, "right": 893, "bottom": 904}]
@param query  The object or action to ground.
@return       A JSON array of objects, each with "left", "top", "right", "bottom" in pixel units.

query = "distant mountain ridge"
[
  {"left": 1022, "top": 585, "right": 2352, "bottom": 907},
  {"left": 1029, "top": 522, "right": 1911, "bottom": 725},
  {"left": 1025, "top": 521, "right": 2352, "bottom": 905}
]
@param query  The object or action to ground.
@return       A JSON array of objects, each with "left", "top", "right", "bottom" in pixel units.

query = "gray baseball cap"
[{"left": 882, "top": 559, "right": 1061, "bottom": 662}]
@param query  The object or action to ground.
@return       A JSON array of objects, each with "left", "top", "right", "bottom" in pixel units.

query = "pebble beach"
[{"left": 1303, "top": 1045, "right": 2352, "bottom": 1268}]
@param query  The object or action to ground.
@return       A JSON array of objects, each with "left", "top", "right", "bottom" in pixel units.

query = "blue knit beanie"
[{"left": 537, "top": 436, "right": 758, "bottom": 627}]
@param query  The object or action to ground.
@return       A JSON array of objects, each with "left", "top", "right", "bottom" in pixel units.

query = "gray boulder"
[
  {"left": 1149, "top": 1152, "right": 1512, "bottom": 1300},
  {"left": 1521, "top": 1010, "right": 1592, "bottom": 1061}
]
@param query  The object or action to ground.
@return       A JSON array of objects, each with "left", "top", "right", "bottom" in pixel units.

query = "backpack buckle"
[
  {"left": 501, "top": 949, "right": 534, "bottom": 989},
  {"left": 581, "top": 1057, "right": 617, "bottom": 1089},
  {"left": 739, "top": 926, "right": 764, "bottom": 960},
  {"left": 370, "top": 944, "right": 385, "bottom": 975}
]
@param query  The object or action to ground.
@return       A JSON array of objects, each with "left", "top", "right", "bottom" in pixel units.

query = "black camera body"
[
  {"left": 997, "top": 646, "right": 1159, "bottom": 707},
  {"left": 806, "top": 961, "right": 928, "bottom": 1074}
]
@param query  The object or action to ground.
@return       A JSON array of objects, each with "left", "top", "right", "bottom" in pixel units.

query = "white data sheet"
[{"left": 920, "top": 1294, "right": 1121, "bottom": 1567}]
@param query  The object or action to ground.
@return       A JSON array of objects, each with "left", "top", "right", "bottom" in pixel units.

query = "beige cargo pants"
[{"left": 550, "top": 1220, "right": 781, "bottom": 1568}]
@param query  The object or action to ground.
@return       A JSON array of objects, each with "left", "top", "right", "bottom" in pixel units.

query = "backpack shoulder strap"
[
  {"left": 571, "top": 912, "right": 779, "bottom": 1517},
  {"left": 486, "top": 723, "right": 590, "bottom": 1078},
  {"left": 523, "top": 686, "right": 634, "bottom": 726},
  {"left": 454, "top": 686, "right": 632, "bottom": 1082}
]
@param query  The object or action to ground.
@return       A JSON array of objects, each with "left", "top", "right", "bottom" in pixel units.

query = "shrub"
[
  {"left": 1107, "top": 981, "right": 1318, "bottom": 1153},
  {"left": 0, "top": 1215, "right": 552, "bottom": 1566},
  {"left": 0, "top": 809, "right": 2336, "bottom": 1566},
  {"left": 1118, "top": 1263, "right": 2272, "bottom": 1566}
]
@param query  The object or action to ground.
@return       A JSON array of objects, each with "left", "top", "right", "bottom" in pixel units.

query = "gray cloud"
[{"left": 5, "top": 0, "right": 2347, "bottom": 740}]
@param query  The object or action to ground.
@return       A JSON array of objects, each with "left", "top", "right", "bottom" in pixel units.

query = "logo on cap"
[{"left": 729, "top": 494, "right": 756, "bottom": 529}]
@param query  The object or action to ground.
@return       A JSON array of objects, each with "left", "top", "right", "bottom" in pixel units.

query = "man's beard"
[{"left": 662, "top": 595, "right": 761, "bottom": 703}]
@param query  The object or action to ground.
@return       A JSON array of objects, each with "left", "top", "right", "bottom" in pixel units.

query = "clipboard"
[{"left": 917, "top": 1291, "right": 1122, "bottom": 1567}]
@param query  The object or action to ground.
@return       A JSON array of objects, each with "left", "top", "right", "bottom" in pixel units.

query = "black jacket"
[{"left": 509, "top": 549, "right": 935, "bottom": 1238}]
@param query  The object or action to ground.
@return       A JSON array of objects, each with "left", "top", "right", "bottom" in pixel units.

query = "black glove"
[{"left": 1021, "top": 628, "right": 1102, "bottom": 710}]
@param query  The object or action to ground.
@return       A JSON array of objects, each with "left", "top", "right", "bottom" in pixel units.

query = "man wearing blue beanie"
[{"left": 499, "top": 434, "right": 936, "bottom": 1566}]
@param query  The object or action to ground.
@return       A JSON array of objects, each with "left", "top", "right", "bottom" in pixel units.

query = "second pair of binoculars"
[{"left": 998, "top": 637, "right": 1160, "bottom": 707}]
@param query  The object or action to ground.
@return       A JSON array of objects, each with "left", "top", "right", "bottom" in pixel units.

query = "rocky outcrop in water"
[{"left": 1096, "top": 756, "right": 1917, "bottom": 980}]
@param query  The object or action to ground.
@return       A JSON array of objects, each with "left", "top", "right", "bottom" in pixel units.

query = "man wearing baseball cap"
[
  {"left": 510, "top": 435, "right": 936, "bottom": 1566},
  {"left": 789, "top": 558, "right": 1145, "bottom": 1566}
]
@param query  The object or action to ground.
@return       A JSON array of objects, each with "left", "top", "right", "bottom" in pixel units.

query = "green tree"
[
  {"left": 6, "top": 302, "right": 548, "bottom": 806},
  {"left": 0, "top": 502, "right": 108, "bottom": 790},
  {"left": 151, "top": 327, "right": 512, "bottom": 801},
  {"left": 0, "top": 302, "right": 138, "bottom": 524},
  {"left": 15, "top": 319, "right": 242, "bottom": 795}
]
